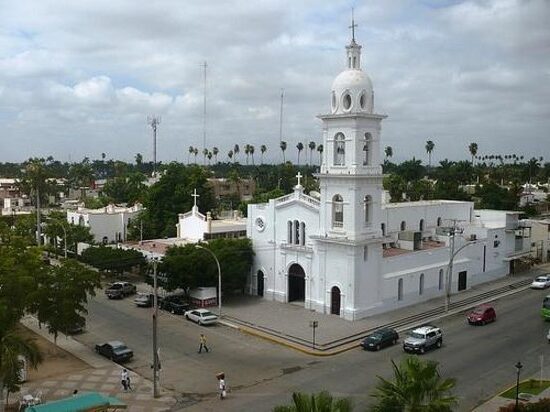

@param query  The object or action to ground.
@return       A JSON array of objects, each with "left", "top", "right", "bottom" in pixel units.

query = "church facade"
[{"left": 246, "top": 35, "right": 531, "bottom": 320}]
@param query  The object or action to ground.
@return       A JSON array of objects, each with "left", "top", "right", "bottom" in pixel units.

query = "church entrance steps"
[{"left": 220, "top": 273, "right": 539, "bottom": 356}]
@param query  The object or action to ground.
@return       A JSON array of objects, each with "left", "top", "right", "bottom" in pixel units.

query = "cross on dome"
[
  {"left": 349, "top": 8, "right": 358, "bottom": 43},
  {"left": 191, "top": 188, "right": 200, "bottom": 207}
]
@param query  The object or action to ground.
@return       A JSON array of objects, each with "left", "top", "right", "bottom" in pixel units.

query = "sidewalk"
[
  {"left": 473, "top": 375, "right": 550, "bottom": 411},
  {"left": 219, "top": 266, "right": 548, "bottom": 355},
  {"left": 19, "top": 316, "right": 177, "bottom": 412}
]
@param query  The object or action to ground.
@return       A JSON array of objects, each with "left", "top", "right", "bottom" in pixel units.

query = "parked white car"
[
  {"left": 531, "top": 275, "right": 550, "bottom": 289},
  {"left": 184, "top": 308, "right": 218, "bottom": 325}
]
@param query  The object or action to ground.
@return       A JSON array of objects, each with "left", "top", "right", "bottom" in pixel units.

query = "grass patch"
[{"left": 501, "top": 379, "right": 550, "bottom": 399}]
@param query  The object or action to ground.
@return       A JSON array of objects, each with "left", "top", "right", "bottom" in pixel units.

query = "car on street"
[
  {"left": 531, "top": 275, "right": 550, "bottom": 289},
  {"left": 184, "top": 308, "right": 218, "bottom": 325},
  {"left": 360, "top": 328, "right": 399, "bottom": 351},
  {"left": 134, "top": 292, "right": 154, "bottom": 308},
  {"left": 467, "top": 305, "right": 496, "bottom": 325},
  {"left": 105, "top": 281, "right": 137, "bottom": 299},
  {"left": 403, "top": 325, "right": 443, "bottom": 354},
  {"left": 61, "top": 318, "right": 86, "bottom": 335},
  {"left": 94, "top": 341, "right": 133, "bottom": 362},
  {"left": 159, "top": 293, "right": 190, "bottom": 315}
]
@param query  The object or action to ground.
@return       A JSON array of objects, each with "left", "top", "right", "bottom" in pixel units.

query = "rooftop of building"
[
  {"left": 382, "top": 239, "right": 446, "bottom": 258},
  {"left": 383, "top": 199, "right": 473, "bottom": 209}
]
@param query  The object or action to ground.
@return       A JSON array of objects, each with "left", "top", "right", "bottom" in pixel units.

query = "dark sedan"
[
  {"left": 360, "top": 328, "right": 399, "bottom": 351},
  {"left": 159, "top": 294, "right": 190, "bottom": 315},
  {"left": 95, "top": 341, "right": 133, "bottom": 362}
]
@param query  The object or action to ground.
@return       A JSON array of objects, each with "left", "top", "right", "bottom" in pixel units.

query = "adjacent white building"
[
  {"left": 67, "top": 203, "right": 142, "bottom": 243},
  {"left": 247, "top": 33, "right": 532, "bottom": 320}
]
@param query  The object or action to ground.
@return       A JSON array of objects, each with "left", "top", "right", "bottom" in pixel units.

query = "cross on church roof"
[
  {"left": 296, "top": 172, "right": 303, "bottom": 187},
  {"left": 191, "top": 188, "right": 200, "bottom": 207},
  {"left": 349, "top": 8, "right": 358, "bottom": 42}
]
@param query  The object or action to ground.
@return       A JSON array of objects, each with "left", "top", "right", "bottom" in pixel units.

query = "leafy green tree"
[
  {"left": 161, "top": 238, "right": 253, "bottom": 295},
  {"left": 273, "top": 390, "right": 353, "bottom": 412},
  {"left": 32, "top": 259, "right": 100, "bottom": 343},
  {"left": 370, "top": 356, "right": 457, "bottom": 412},
  {"left": 395, "top": 158, "right": 425, "bottom": 182},
  {"left": 80, "top": 246, "right": 146, "bottom": 275},
  {"left": 383, "top": 175, "right": 406, "bottom": 202},
  {"left": 67, "top": 158, "right": 95, "bottom": 200},
  {"left": 476, "top": 181, "right": 519, "bottom": 210},
  {"left": 385, "top": 146, "right": 393, "bottom": 159},
  {"left": 140, "top": 163, "right": 215, "bottom": 238}
]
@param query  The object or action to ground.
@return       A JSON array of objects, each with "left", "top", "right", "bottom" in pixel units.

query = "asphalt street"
[{"left": 76, "top": 286, "right": 550, "bottom": 412}]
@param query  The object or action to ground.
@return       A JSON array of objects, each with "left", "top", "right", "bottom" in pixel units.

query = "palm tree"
[
  {"left": 370, "top": 356, "right": 457, "bottom": 412},
  {"left": 425, "top": 140, "right": 435, "bottom": 168},
  {"left": 468, "top": 142, "right": 478, "bottom": 165},
  {"left": 207, "top": 151, "right": 212, "bottom": 165},
  {"left": 308, "top": 141, "right": 316, "bottom": 165},
  {"left": 202, "top": 148, "right": 208, "bottom": 165},
  {"left": 250, "top": 145, "right": 255, "bottom": 165},
  {"left": 244, "top": 144, "right": 251, "bottom": 165},
  {"left": 317, "top": 144, "right": 324, "bottom": 165},
  {"left": 212, "top": 147, "right": 219, "bottom": 164},
  {"left": 296, "top": 142, "right": 304, "bottom": 166},
  {"left": 384, "top": 146, "right": 393, "bottom": 159},
  {"left": 273, "top": 390, "right": 352, "bottom": 412},
  {"left": 188, "top": 146, "right": 194, "bottom": 164},
  {"left": 0, "top": 330, "right": 43, "bottom": 407},
  {"left": 193, "top": 147, "right": 199, "bottom": 163},
  {"left": 260, "top": 144, "right": 267, "bottom": 164},
  {"left": 280, "top": 141, "right": 287, "bottom": 163},
  {"left": 228, "top": 150, "right": 234, "bottom": 163},
  {"left": 233, "top": 144, "right": 240, "bottom": 163}
]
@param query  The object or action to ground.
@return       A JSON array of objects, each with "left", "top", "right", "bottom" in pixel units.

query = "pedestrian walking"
[
  {"left": 198, "top": 333, "right": 209, "bottom": 353},
  {"left": 216, "top": 372, "right": 226, "bottom": 399},
  {"left": 121, "top": 369, "right": 129, "bottom": 392}
]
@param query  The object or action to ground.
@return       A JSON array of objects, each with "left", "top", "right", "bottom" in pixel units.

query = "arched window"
[
  {"left": 437, "top": 217, "right": 442, "bottom": 227},
  {"left": 363, "top": 133, "right": 372, "bottom": 165},
  {"left": 400, "top": 221, "right": 406, "bottom": 231},
  {"left": 300, "top": 222, "right": 306, "bottom": 246},
  {"left": 363, "top": 245, "right": 368, "bottom": 261},
  {"left": 398, "top": 278, "right": 403, "bottom": 301},
  {"left": 287, "top": 221, "right": 293, "bottom": 243},
  {"left": 332, "top": 194, "right": 344, "bottom": 228},
  {"left": 294, "top": 220, "right": 300, "bottom": 245},
  {"left": 438, "top": 269, "right": 444, "bottom": 290},
  {"left": 419, "top": 273, "right": 424, "bottom": 295},
  {"left": 364, "top": 195, "right": 372, "bottom": 224},
  {"left": 78, "top": 216, "right": 85, "bottom": 226},
  {"left": 381, "top": 223, "right": 386, "bottom": 236},
  {"left": 333, "top": 133, "right": 345, "bottom": 166},
  {"left": 419, "top": 219, "right": 425, "bottom": 232}
]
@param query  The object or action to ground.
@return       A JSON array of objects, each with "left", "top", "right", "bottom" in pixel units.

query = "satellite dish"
[{"left": 310, "top": 191, "right": 321, "bottom": 199}]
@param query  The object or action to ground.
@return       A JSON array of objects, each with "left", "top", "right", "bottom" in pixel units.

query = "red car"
[{"left": 467, "top": 305, "right": 496, "bottom": 325}]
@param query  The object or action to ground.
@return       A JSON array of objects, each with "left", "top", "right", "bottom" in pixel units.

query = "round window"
[
  {"left": 359, "top": 91, "right": 366, "bottom": 110},
  {"left": 342, "top": 93, "right": 352, "bottom": 110},
  {"left": 255, "top": 217, "right": 266, "bottom": 232}
]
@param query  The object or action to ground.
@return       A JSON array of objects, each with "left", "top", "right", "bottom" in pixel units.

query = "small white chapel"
[{"left": 246, "top": 27, "right": 531, "bottom": 320}]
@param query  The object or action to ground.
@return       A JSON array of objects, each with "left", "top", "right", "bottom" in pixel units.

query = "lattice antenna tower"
[
  {"left": 279, "top": 88, "right": 284, "bottom": 143},
  {"left": 147, "top": 115, "right": 161, "bottom": 176},
  {"left": 202, "top": 61, "right": 208, "bottom": 164}
]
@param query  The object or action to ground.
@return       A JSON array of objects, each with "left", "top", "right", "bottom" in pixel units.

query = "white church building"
[{"left": 246, "top": 33, "right": 531, "bottom": 320}]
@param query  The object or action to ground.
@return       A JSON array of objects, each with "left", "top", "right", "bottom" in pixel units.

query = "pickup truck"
[{"left": 105, "top": 282, "right": 137, "bottom": 299}]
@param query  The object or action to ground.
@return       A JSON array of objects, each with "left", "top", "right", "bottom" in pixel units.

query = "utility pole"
[
  {"left": 152, "top": 258, "right": 159, "bottom": 398},
  {"left": 445, "top": 219, "right": 467, "bottom": 312},
  {"left": 35, "top": 184, "right": 41, "bottom": 246},
  {"left": 279, "top": 88, "right": 284, "bottom": 144},
  {"left": 147, "top": 116, "right": 161, "bottom": 177},
  {"left": 202, "top": 61, "right": 208, "bottom": 164}
]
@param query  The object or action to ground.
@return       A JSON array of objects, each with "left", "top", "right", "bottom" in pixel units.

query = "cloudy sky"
[{"left": 1, "top": 0, "right": 549, "bottom": 164}]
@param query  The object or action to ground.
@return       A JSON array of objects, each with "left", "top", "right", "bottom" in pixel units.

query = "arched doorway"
[
  {"left": 288, "top": 264, "right": 305, "bottom": 302},
  {"left": 330, "top": 286, "right": 341, "bottom": 315},
  {"left": 257, "top": 270, "right": 264, "bottom": 297}
]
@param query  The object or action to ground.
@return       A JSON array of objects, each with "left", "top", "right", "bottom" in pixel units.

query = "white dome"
[{"left": 331, "top": 69, "right": 373, "bottom": 114}]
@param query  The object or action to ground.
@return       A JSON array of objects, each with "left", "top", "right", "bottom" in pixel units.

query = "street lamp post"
[
  {"left": 445, "top": 230, "right": 478, "bottom": 312},
  {"left": 515, "top": 361, "right": 523, "bottom": 411},
  {"left": 195, "top": 244, "right": 222, "bottom": 317},
  {"left": 152, "top": 258, "right": 159, "bottom": 398},
  {"left": 44, "top": 219, "right": 68, "bottom": 259}
]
